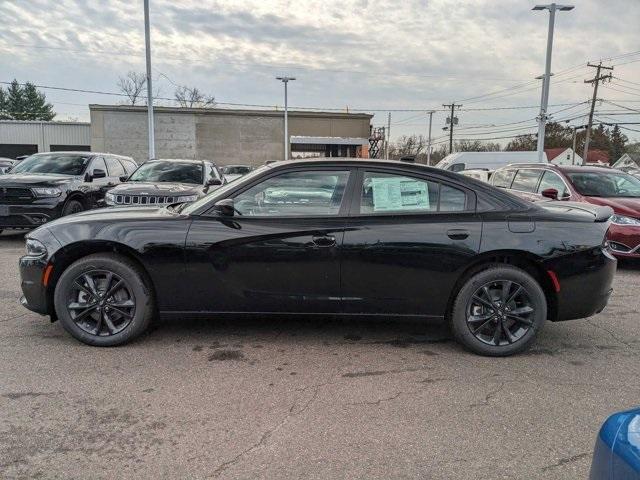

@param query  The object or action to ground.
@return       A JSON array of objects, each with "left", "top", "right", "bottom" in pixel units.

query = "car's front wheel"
[
  {"left": 450, "top": 265, "right": 547, "bottom": 356},
  {"left": 53, "top": 253, "right": 155, "bottom": 346}
]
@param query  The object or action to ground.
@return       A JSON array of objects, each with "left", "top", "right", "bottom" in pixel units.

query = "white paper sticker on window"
[{"left": 371, "top": 177, "right": 430, "bottom": 211}]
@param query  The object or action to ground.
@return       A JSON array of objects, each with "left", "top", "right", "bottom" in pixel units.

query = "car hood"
[
  {"left": 45, "top": 205, "right": 185, "bottom": 227},
  {"left": 584, "top": 196, "right": 640, "bottom": 217},
  {"left": 108, "top": 182, "right": 203, "bottom": 195},
  {"left": 0, "top": 173, "right": 76, "bottom": 186}
]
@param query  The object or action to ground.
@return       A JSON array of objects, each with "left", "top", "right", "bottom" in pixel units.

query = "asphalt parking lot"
[{"left": 0, "top": 230, "right": 638, "bottom": 480}]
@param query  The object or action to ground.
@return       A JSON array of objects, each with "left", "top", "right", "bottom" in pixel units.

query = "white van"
[{"left": 435, "top": 151, "right": 547, "bottom": 172}]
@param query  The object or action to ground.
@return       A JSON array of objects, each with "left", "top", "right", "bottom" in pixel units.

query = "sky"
[{"left": 0, "top": 0, "right": 639, "bottom": 147}]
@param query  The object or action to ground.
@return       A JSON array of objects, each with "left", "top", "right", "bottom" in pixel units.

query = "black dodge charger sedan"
[
  {"left": 0, "top": 151, "right": 137, "bottom": 232},
  {"left": 19, "top": 159, "right": 616, "bottom": 356},
  {"left": 105, "top": 159, "right": 225, "bottom": 207}
]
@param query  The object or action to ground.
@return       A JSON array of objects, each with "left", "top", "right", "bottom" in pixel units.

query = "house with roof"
[
  {"left": 584, "top": 149, "right": 610, "bottom": 165},
  {"left": 613, "top": 152, "right": 640, "bottom": 169},
  {"left": 545, "top": 147, "right": 583, "bottom": 165}
]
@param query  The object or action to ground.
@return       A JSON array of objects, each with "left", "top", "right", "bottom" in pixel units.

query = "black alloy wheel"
[
  {"left": 66, "top": 270, "right": 136, "bottom": 336},
  {"left": 466, "top": 280, "right": 534, "bottom": 346},
  {"left": 54, "top": 253, "right": 154, "bottom": 346},
  {"left": 450, "top": 265, "right": 546, "bottom": 356}
]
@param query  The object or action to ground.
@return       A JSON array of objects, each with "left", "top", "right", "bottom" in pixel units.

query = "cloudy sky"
[{"left": 1, "top": 0, "right": 639, "bottom": 145}]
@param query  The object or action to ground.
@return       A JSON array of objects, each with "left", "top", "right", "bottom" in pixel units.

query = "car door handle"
[
  {"left": 447, "top": 229, "right": 469, "bottom": 240},
  {"left": 312, "top": 235, "right": 336, "bottom": 247}
]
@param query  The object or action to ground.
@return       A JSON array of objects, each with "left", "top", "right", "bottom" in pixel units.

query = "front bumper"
[
  {"left": 0, "top": 200, "right": 64, "bottom": 229},
  {"left": 607, "top": 224, "right": 640, "bottom": 258},
  {"left": 548, "top": 246, "right": 617, "bottom": 321},
  {"left": 19, "top": 255, "right": 49, "bottom": 315}
]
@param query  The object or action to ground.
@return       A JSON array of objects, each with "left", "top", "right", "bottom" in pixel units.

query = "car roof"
[
  {"left": 495, "top": 162, "right": 621, "bottom": 174},
  {"left": 148, "top": 159, "right": 206, "bottom": 164},
  {"left": 30, "top": 151, "right": 135, "bottom": 161}
]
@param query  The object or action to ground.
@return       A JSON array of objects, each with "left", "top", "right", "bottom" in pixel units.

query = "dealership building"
[
  {"left": 0, "top": 105, "right": 374, "bottom": 164},
  {"left": 89, "top": 105, "right": 374, "bottom": 165}
]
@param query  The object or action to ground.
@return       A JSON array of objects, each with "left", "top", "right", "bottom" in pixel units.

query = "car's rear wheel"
[
  {"left": 62, "top": 199, "right": 83, "bottom": 217},
  {"left": 54, "top": 253, "right": 154, "bottom": 346},
  {"left": 450, "top": 265, "right": 546, "bottom": 356}
]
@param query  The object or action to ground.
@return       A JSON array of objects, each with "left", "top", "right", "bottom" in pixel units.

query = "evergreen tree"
[
  {"left": 0, "top": 79, "right": 55, "bottom": 120},
  {"left": 610, "top": 124, "right": 628, "bottom": 163}
]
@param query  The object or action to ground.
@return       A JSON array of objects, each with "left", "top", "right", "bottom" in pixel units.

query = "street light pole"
[
  {"left": 276, "top": 77, "right": 295, "bottom": 161},
  {"left": 533, "top": 3, "right": 574, "bottom": 163},
  {"left": 143, "top": 0, "right": 155, "bottom": 161}
]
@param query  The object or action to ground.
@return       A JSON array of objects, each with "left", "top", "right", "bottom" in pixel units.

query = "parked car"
[
  {"left": 0, "top": 151, "right": 136, "bottom": 233},
  {"left": 459, "top": 168, "right": 493, "bottom": 183},
  {"left": 221, "top": 164, "right": 254, "bottom": 183},
  {"left": 435, "top": 151, "right": 545, "bottom": 172},
  {"left": 105, "top": 159, "right": 224, "bottom": 207},
  {"left": 19, "top": 159, "right": 615, "bottom": 355},
  {"left": 590, "top": 407, "right": 640, "bottom": 479},
  {"left": 491, "top": 163, "right": 640, "bottom": 258},
  {"left": 0, "top": 157, "right": 16, "bottom": 174}
]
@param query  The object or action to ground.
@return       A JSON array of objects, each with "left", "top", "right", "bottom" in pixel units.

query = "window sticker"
[{"left": 371, "top": 177, "right": 430, "bottom": 211}]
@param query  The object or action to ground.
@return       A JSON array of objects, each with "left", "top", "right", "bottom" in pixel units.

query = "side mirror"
[
  {"left": 213, "top": 198, "right": 235, "bottom": 216},
  {"left": 207, "top": 178, "right": 223, "bottom": 186},
  {"left": 541, "top": 188, "right": 559, "bottom": 200},
  {"left": 119, "top": 175, "right": 129, "bottom": 182},
  {"left": 91, "top": 168, "right": 107, "bottom": 180}
]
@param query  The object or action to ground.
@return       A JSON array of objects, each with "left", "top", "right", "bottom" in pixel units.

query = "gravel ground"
[{"left": 1, "top": 229, "right": 638, "bottom": 479}]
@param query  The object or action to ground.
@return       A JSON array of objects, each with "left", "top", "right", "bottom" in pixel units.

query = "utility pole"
[
  {"left": 443, "top": 103, "right": 461, "bottom": 154},
  {"left": 386, "top": 112, "right": 391, "bottom": 159},
  {"left": 276, "top": 77, "right": 295, "bottom": 161},
  {"left": 143, "top": 0, "right": 155, "bottom": 160},
  {"left": 426, "top": 110, "right": 435, "bottom": 165},
  {"left": 571, "top": 126, "right": 577, "bottom": 164},
  {"left": 582, "top": 62, "right": 613, "bottom": 165},
  {"left": 532, "top": 3, "right": 574, "bottom": 163}
]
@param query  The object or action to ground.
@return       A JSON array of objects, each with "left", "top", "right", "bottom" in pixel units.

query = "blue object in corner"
[{"left": 591, "top": 407, "right": 640, "bottom": 479}]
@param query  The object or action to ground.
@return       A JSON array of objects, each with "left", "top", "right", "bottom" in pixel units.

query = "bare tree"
[
  {"left": 174, "top": 86, "right": 215, "bottom": 108},
  {"left": 117, "top": 72, "right": 146, "bottom": 105}
]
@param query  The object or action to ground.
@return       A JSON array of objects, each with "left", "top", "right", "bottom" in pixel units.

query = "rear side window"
[
  {"left": 121, "top": 159, "right": 137, "bottom": 174},
  {"left": 449, "top": 163, "right": 465, "bottom": 172},
  {"left": 105, "top": 157, "right": 125, "bottom": 176},
  {"left": 492, "top": 169, "right": 516, "bottom": 188},
  {"left": 511, "top": 169, "right": 542, "bottom": 192},
  {"left": 360, "top": 172, "right": 468, "bottom": 214}
]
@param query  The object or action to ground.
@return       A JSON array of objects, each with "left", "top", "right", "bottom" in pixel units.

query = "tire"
[
  {"left": 62, "top": 199, "right": 84, "bottom": 217},
  {"left": 54, "top": 253, "right": 155, "bottom": 346},
  {"left": 450, "top": 264, "right": 546, "bottom": 357}
]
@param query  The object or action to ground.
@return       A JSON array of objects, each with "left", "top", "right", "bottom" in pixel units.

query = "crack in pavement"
[
  {"left": 468, "top": 382, "right": 505, "bottom": 410},
  {"left": 348, "top": 389, "right": 421, "bottom": 406},
  {"left": 208, "top": 382, "right": 327, "bottom": 478},
  {"left": 541, "top": 452, "right": 590, "bottom": 472},
  {"left": 586, "top": 319, "right": 635, "bottom": 350}
]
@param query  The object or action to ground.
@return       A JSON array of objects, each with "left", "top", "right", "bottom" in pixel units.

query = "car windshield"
[
  {"left": 566, "top": 171, "right": 640, "bottom": 198},
  {"left": 129, "top": 161, "right": 203, "bottom": 184},
  {"left": 11, "top": 154, "right": 90, "bottom": 176},
  {"left": 181, "top": 165, "right": 271, "bottom": 214}
]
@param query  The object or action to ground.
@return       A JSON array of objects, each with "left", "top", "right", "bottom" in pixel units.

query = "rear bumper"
[
  {"left": 0, "top": 201, "right": 64, "bottom": 229},
  {"left": 548, "top": 246, "right": 617, "bottom": 321}
]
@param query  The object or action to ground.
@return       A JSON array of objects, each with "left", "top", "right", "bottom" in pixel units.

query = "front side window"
[
  {"left": 449, "top": 163, "right": 466, "bottom": 172},
  {"left": 511, "top": 169, "right": 542, "bottom": 192},
  {"left": 360, "top": 172, "right": 467, "bottom": 214},
  {"left": 105, "top": 157, "right": 125, "bottom": 177},
  {"left": 91, "top": 157, "right": 108, "bottom": 174},
  {"left": 128, "top": 161, "right": 204, "bottom": 185},
  {"left": 537, "top": 171, "right": 569, "bottom": 197},
  {"left": 11, "top": 153, "right": 90, "bottom": 176},
  {"left": 234, "top": 170, "right": 349, "bottom": 216}
]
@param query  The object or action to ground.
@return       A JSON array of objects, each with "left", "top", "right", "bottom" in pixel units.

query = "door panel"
[
  {"left": 185, "top": 217, "right": 345, "bottom": 313},
  {"left": 341, "top": 214, "right": 481, "bottom": 316}
]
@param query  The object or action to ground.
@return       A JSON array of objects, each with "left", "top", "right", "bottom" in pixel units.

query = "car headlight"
[
  {"left": 25, "top": 238, "right": 47, "bottom": 257},
  {"left": 611, "top": 214, "right": 640, "bottom": 226},
  {"left": 105, "top": 192, "right": 115, "bottom": 204},
  {"left": 176, "top": 195, "right": 198, "bottom": 203},
  {"left": 32, "top": 187, "right": 62, "bottom": 198}
]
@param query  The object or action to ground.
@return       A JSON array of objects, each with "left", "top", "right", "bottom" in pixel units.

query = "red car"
[{"left": 491, "top": 163, "right": 640, "bottom": 258}]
